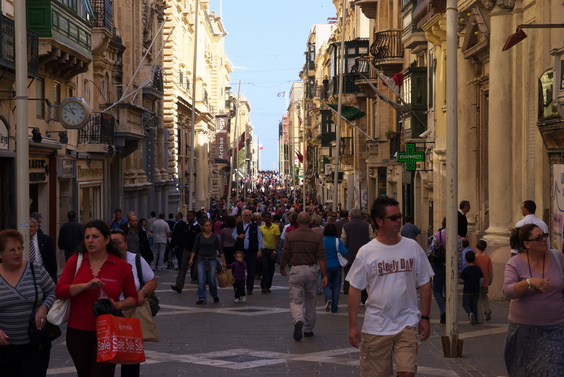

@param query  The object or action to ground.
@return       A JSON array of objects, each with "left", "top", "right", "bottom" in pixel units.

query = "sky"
[{"left": 209, "top": 0, "right": 337, "bottom": 171}]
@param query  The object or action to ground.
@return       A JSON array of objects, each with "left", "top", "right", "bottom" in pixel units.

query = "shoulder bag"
[
  {"left": 46, "top": 253, "right": 83, "bottom": 325},
  {"left": 28, "top": 263, "right": 62, "bottom": 350},
  {"left": 336, "top": 238, "right": 348, "bottom": 267}
]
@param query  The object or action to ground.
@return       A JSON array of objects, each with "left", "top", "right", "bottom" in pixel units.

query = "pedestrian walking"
[
  {"left": 347, "top": 197, "right": 433, "bottom": 377},
  {"left": 232, "top": 209, "right": 264, "bottom": 295},
  {"left": 150, "top": 213, "right": 171, "bottom": 270},
  {"left": 226, "top": 251, "right": 247, "bottom": 303},
  {"left": 474, "top": 239, "right": 493, "bottom": 322},
  {"left": 259, "top": 212, "right": 280, "bottom": 293},
  {"left": 460, "top": 251, "right": 483, "bottom": 325},
  {"left": 280, "top": 211, "right": 328, "bottom": 341},
  {"left": 58, "top": 210, "right": 84, "bottom": 261}
]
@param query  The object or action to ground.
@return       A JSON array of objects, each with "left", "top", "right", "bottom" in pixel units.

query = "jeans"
[
  {"left": 323, "top": 266, "right": 342, "bottom": 312},
  {"left": 462, "top": 293, "right": 479, "bottom": 317},
  {"left": 197, "top": 258, "right": 218, "bottom": 301},
  {"left": 432, "top": 264, "right": 446, "bottom": 315}
]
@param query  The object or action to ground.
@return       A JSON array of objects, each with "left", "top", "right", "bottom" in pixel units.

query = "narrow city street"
[{"left": 47, "top": 268, "right": 509, "bottom": 377}]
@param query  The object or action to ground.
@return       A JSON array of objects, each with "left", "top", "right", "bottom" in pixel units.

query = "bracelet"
[
  {"left": 526, "top": 278, "right": 534, "bottom": 291},
  {"left": 141, "top": 287, "right": 148, "bottom": 295},
  {"left": 420, "top": 315, "right": 430, "bottom": 321}
]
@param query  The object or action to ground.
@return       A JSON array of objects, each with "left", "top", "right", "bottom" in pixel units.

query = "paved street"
[{"left": 47, "top": 268, "right": 510, "bottom": 376}]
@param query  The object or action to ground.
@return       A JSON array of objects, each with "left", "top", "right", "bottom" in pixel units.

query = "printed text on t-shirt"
[{"left": 376, "top": 258, "right": 414, "bottom": 275}]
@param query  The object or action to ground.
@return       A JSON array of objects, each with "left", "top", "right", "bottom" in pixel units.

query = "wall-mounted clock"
[{"left": 58, "top": 97, "right": 91, "bottom": 129}]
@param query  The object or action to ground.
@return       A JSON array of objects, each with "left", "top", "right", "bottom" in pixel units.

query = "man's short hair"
[
  {"left": 370, "top": 196, "right": 400, "bottom": 230},
  {"left": 459, "top": 200, "right": 470, "bottom": 210},
  {"left": 350, "top": 208, "right": 362, "bottom": 219},
  {"left": 339, "top": 209, "right": 349, "bottom": 218},
  {"left": 67, "top": 210, "right": 76, "bottom": 220},
  {"left": 159, "top": 213, "right": 165, "bottom": 219},
  {"left": 465, "top": 250, "right": 475, "bottom": 263},
  {"left": 114, "top": 208, "right": 122, "bottom": 214},
  {"left": 522, "top": 200, "right": 536, "bottom": 214},
  {"left": 476, "top": 239, "right": 487, "bottom": 251},
  {"left": 297, "top": 211, "right": 311, "bottom": 225}
]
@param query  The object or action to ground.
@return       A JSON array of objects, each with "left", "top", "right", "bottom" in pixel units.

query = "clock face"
[{"left": 60, "top": 101, "right": 87, "bottom": 127}]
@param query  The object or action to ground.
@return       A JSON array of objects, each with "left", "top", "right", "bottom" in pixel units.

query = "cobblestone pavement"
[{"left": 47, "top": 268, "right": 510, "bottom": 376}]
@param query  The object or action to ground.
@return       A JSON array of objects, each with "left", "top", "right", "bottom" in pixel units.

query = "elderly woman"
[
  {"left": 503, "top": 224, "right": 564, "bottom": 376},
  {"left": 0, "top": 229, "right": 56, "bottom": 377},
  {"left": 56, "top": 220, "right": 138, "bottom": 377},
  {"left": 110, "top": 229, "right": 157, "bottom": 377}
]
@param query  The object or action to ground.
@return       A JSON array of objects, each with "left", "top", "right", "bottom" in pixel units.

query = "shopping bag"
[
  {"left": 96, "top": 314, "right": 145, "bottom": 364},
  {"left": 217, "top": 269, "right": 228, "bottom": 288},
  {"left": 224, "top": 268, "right": 234, "bottom": 285},
  {"left": 123, "top": 300, "right": 159, "bottom": 342}
]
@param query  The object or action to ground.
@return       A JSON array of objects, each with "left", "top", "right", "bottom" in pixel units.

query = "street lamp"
[{"left": 502, "top": 24, "right": 564, "bottom": 51}]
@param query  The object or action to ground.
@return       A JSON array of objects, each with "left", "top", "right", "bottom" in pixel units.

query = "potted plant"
[{"left": 385, "top": 129, "right": 398, "bottom": 140}]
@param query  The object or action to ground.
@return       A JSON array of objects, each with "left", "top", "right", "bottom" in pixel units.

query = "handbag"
[
  {"left": 123, "top": 300, "right": 159, "bottom": 342},
  {"left": 96, "top": 314, "right": 145, "bottom": 364},
  {"left": 46, "top": 253, "right": 83, "bottom": 325},
  {"left": 28, "top": 263, "right": 62, "bottom": 350},
  {"left": 336, "top": 239, "right": 348, "bottom": 267},
  {"left": 135, "top": 254, "right": 160, "bottom": 316},
  {"left": 428, "top": 232, "right": 446, "bottom": 265}
]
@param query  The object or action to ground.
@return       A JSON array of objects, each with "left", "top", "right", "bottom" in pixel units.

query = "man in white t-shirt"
[
  {"left": 346, "top": 196, "right": 433, "bottom": 377},
  {"left": 512, "top": 200, "right": 550, "bottom": 255}
]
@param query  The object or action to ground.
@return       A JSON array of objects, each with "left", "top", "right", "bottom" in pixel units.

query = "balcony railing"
[
  {"left": 91, "top": 0, "right": 113, "bottom": 32},
  {"left": 0, "top": 14, "right": 39, "bottom": 77},
  {"left": 78, "top": 113, "right": 115, "bottom": 145},
  {"left": 370, "top": 30, "right": 404, "bottom": 65}
]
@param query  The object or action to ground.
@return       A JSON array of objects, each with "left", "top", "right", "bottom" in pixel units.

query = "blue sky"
[{"left": 210, "top": 0, "right": 336, "bottom": 171}]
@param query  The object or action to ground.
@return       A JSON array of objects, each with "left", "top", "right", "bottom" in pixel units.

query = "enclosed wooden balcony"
[
  {"left": 371, "top": 30, "right": 404, "bottom": 70},
  {"left": 0, "top": 14, "right": 39, "bottom": 77}
]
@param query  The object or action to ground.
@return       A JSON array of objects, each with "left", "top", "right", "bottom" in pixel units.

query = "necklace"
[
  {"left": 526, "top": 251, "right": 545, "bottom": 279},
  {"left": 89, "top": 256, "right": 107, "bottom": 277}
]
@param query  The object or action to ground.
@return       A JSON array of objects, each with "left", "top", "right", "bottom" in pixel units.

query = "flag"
[
  {"left": 377, "top": 71, "right": 404, "bottom": 98},
  {"left": 277, "top": 91, "right": 286, "bottom": 97},
  {"left": 234, "top": 132, "right": 245, "bottom": 152},
  {"left": 295, "top": 147, "right": 304, "bottom": 164},
  {"left": 327, "top": 104, "right": 366, "bottom": 121},
  {"left": 259, "top": 145, "right": 264, "bottom": 150},
  {"left": 298, "top": 115, "right": 303, "bottom": 126}
]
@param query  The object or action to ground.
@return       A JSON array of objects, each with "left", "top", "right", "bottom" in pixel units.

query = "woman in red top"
[{"left": 56, "top": 220, "right": 138, "bottom": 377}]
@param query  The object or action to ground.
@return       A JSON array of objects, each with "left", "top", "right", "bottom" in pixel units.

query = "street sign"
[{"left": 397, "top": 143, "right": 425, "bottom": 171}]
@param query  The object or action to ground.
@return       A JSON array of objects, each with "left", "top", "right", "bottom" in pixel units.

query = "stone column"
[
  {"left": 485, "top": 3, "right": 515, "bottom": 243},
  {"left": 195, "top": 129, "right": 207, "bottom": 209}
]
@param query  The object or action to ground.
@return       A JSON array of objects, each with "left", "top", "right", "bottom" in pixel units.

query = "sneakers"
[
  {"left": 213, "top": 296, "right": 220, "bottom": 304},
  {"left": 196, "top": 299, "right": 206, "bottom": 305},
  {"left": 468, "top": 313, "right": 476, "bottom": 325},
  {"left": 304, "top": 332, "right": 314, "bottom": 338},
  {"left": 325, "top": 300, "right": 332, "bottom": 312},
  {"left": 241, "top": 296, "right": 247, "bottom": 302},
  {"left": 485, "top": 310, "right": 492, "bottom": 321},
  {"left": 171, "top": 285, "right": 182, "bottom": 294},
  {"left": 233, "top": 298, "right": 240, "bottom": 303},
  {"left": 293, "top": 321, "right": 304, "bottom": 341},
  {"left": 440, "top": 313, "right": 446, "bottom": 324}
]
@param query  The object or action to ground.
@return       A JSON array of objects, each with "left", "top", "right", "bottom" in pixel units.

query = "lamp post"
[
  {"left": 188, "top": 0, "right": 199, "bottom": 212},
  {"left": 15, "top": 0, "right": 30, "bottom": 256}
]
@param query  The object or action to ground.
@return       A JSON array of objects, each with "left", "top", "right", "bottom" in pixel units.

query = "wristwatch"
[{"left": 420, "top": 315, "right": 430, "bottom": 321}]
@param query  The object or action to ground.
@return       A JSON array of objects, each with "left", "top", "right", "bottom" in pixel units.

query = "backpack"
[{"left": 428, "top": 231, "right": 446, "bottom": 264}]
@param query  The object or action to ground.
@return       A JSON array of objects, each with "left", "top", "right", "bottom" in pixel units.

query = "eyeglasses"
[
  {"left": 527, "top": 233, "right": 549, "bottom": 242},
  {"left": 384, "top": 213, "right": 403, "bottom": 222}
]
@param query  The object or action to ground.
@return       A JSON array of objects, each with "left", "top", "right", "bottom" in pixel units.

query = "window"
[
  {"left": 36, "top": 78, "right": 44, "bottom": 118},
  {"left": 53, "top": 82, "right": 61, "bottom": 105}
]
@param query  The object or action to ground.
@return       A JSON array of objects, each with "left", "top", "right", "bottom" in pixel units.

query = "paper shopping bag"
[
  {"left": 225, "top": 268, "right": 234, "bottom": 285},
  {"left": 123, "top": 300, "right": 159, "bottom": 342},
  {"left": 96, "top": 314, "right": 145, "bottom": 364}
]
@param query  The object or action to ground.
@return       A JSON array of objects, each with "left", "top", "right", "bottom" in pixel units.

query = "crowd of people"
[{"left": 0, "top": 166, "right": 562, "bottom": 377}]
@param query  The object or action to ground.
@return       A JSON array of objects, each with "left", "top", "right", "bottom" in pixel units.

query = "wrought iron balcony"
[
  {"left": 370, "top": 30, "right": 404, "bottom": 67},
  {"left": 78, "top": 113, "right": 115, "bottom": 145},
  {"left": 143, "top": 65, "right": 164, "bottom": 100},
  {"left": 0, "top": 14, "right": 39, "bottom": 77},
  {"left": 91, "top": 0, "right": 113, "bottom": 32}
]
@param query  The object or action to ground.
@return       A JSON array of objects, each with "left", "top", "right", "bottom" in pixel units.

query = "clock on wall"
[{"left": 57, "top": 97, "right": 91, "bottom": 129}]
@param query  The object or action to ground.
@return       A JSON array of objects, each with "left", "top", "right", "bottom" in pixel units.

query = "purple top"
[
  {"left": 503, "top": 250, "right": 564, "bottom": 325},
  {"left": 221, "top": 227, "right": 236, "bottom": 248},
  {"left": 226, "top": 261, "right": 247, "bottom": 281}
]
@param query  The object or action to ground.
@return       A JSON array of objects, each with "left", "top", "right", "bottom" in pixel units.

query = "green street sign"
[{"left": 397, "top": 143, "right": 425, "bottom": 171}]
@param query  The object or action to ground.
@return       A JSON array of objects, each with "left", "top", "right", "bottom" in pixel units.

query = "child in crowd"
[
  {"left": 227, "top": 251, "right": 247, "bottom": 303},
  {"left": 474, "top": 239, "right": 494, "bottom": 322},
  {"left": 461, "top": 251, "right": 484, "bottom": 325}
]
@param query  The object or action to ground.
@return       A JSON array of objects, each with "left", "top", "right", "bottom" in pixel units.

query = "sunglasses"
[
  {"left": 383, "top": 213, "right": 403, "bottom": 222},
  {"left": 527, "top": 233, "right": 548, "bottom": 242}
]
